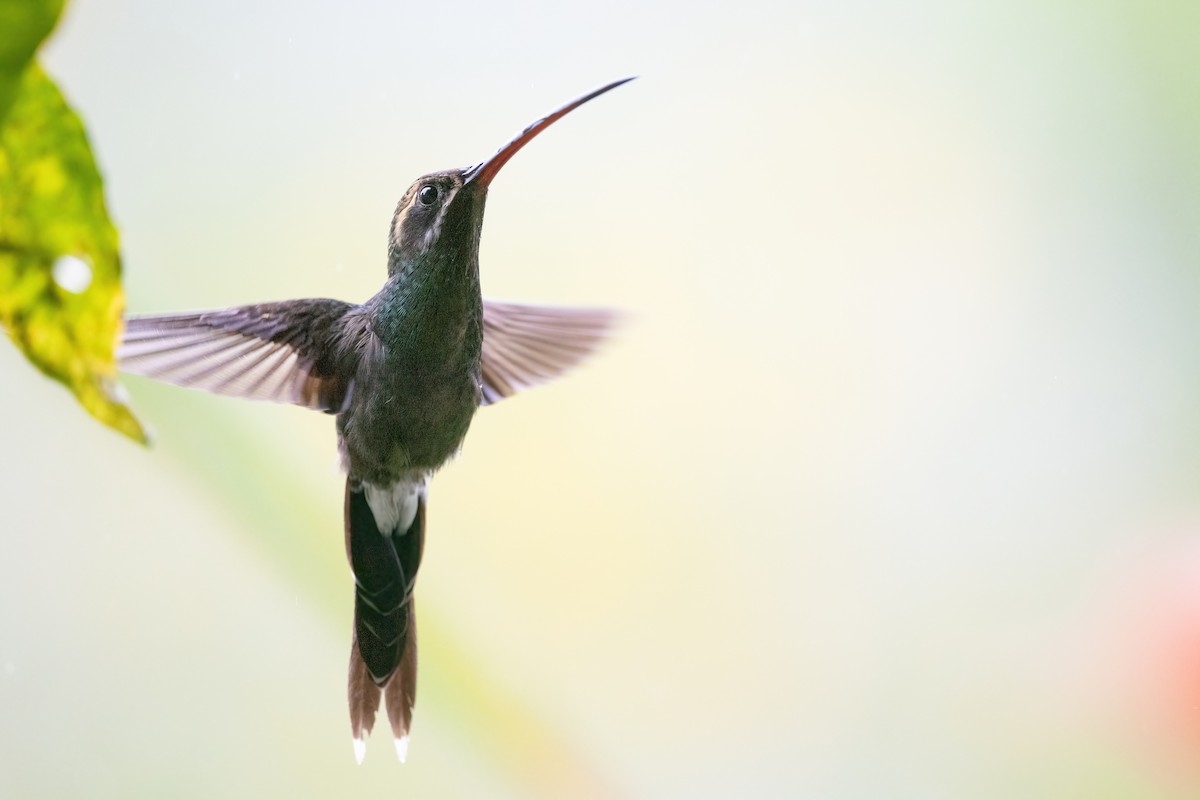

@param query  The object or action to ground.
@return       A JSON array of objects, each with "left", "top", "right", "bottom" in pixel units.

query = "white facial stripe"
[
  {"left": 391, "top": 194, "right": 416, "bottom": 245},
  {"left": 417, "top": 183, "right": 459, "bottom": 254},
  {"left": 390, "top": 178, "right": 461, "bottom": 256}
]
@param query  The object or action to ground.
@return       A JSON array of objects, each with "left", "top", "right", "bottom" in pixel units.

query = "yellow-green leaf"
[
  {"left": 0, "top": 0, "right": 64, "bottom": 125},
  {"left": 0, "top": 63, "right": 147, "bottom": 443}
]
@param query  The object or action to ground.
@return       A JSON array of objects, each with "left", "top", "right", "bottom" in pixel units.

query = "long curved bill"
[{"left": 464, "top": 77, "right": 635, "bottom": 187}]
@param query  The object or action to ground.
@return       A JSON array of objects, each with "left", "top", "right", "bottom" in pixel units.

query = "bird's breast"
[{"left": 337, "top": 316, "right": 482, "bottom": 484}]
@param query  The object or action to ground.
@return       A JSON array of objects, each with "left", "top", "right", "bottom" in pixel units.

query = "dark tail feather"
[
  {"left": 346, "top": 484, "right": 407, "bottom": 682},
  {"left": 344, "top": 479, "right": 425, "bottom": 762}
]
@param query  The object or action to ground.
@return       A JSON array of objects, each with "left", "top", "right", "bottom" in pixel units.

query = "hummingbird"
[{"left": 117, "top": 78, "right": 632, "bottom": 763}]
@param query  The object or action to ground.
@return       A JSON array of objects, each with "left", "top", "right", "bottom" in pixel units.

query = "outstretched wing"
[
  {"left": 119, "top": 299, "right": 360, "bottom": 413},
  {"left": 479, "top": 299, "right": 618, "bottom": 405}
]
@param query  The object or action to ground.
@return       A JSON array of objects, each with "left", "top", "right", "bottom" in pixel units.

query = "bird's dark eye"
[{"left": 418, "top": 185, "right": 438, "bottom": 206}]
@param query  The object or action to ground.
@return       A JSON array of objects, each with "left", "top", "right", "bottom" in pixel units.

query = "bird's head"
[{"left": 386, "top": 77, "right": 634, "bottom": 278}]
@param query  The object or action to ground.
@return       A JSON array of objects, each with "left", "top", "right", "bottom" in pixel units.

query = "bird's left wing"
[
  {"left": 479, "top": 299, "right": 618, "bottom": 405},
  {"left": 119, "top": 299, "right": 361, "bottom": 413}
]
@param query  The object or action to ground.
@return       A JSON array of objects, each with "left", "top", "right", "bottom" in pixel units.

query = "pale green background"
[{"left": 3, "top": 0, "right": 1200, "bottom": 797}]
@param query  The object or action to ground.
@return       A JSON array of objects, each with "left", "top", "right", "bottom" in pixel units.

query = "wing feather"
[
  {"left": 479, "top": 299, "right": 618, "bottom": 405},
  {"left": 119, "top": 299, "right": 358, "bottom": 413}
]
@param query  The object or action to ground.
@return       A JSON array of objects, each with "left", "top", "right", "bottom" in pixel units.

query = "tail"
[{"left": 344, "top": 479, "right": 425, "bottom": 763}]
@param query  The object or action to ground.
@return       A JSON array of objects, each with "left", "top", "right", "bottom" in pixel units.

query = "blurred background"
[{"left": 3, "top": 0, "right": 1200, "bottom": 796}]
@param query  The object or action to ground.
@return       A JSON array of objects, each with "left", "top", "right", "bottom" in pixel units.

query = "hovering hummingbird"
[{"left": 117, "top": 78, "right": 632, "bottom": 763}]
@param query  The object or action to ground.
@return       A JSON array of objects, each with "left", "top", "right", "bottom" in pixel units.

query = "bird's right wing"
[
  {"left": 119, "top": 299, "right": 364, "bottom": 413},
  {"left": 479, "top": 299, "right": 619, "bottom": 405}
]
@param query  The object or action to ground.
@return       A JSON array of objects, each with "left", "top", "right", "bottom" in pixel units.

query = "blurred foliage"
[
  {"left": 0, "top": 0, "right": 64, "bottom": 123},
  {"left": 0, "top": 0, "right": 146, "bottom": 443},
  {"left": 1123, "top": 0, "right": 1200, "bottom": 181}
]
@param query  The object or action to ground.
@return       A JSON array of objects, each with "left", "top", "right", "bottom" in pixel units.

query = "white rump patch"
[{"left": 364, "top": 480, "right": 423, "bottom": 535}]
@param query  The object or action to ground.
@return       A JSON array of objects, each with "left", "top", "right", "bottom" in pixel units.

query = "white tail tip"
[
  {"left": 353, "top": 736, "right": 367, "bottom": 765},
  {"left": 394, "top": 735, "right": 409, "bottom": 763}
]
